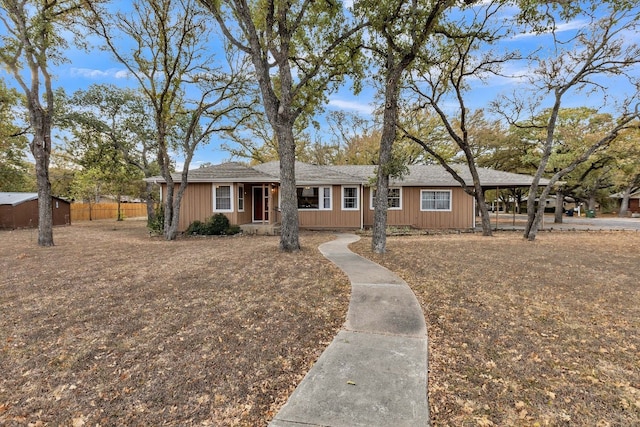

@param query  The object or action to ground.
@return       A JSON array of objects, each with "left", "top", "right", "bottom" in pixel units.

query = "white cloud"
[
  {"left": 328, "top": 98, "right": 376, "bottom": 115},
  {"left": 69, "top": 67, "right": 131, "bottom": 79},
  {"left": 511, "top": 18, "right": 588, "bottom": 40},
  {"left": 113, "top": 70, "right": 132, "bottom": 79}
]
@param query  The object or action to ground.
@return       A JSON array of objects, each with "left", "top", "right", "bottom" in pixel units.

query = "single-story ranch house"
[{"left": 150, "top": 161, "right": 545, "bottom": 233}]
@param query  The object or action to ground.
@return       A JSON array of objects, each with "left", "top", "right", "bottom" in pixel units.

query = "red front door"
[{"left": 253, "top": 186, "right": 269, "bottom": 222}]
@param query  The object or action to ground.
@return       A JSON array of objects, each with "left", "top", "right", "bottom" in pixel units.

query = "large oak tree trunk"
[
  {"left": 372, "top": 62, "right": 402, "bottom": 254},
  {"left": 554, "top": 190, "right": 564, "bottom": 223},
  {"left": 167, "top": 189, "right": 182, "bottom": 241},
  {"left": 277, "top": 124, "right": 300, "bottom": 252},
  {"left": 30, "top": 110, "right": 54, "bottom": 246},
  {"left": 33, "top": 135, "right": 53, "bottom": 246}
]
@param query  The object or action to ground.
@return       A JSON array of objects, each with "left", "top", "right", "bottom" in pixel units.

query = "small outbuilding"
[{"left": 0, "top": 192, "right": 71, "bottom": 230}]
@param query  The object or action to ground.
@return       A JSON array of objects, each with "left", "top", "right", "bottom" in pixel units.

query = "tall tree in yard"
[
  {"left": 353, "top": 0, "right": 473, "bottom": 253},
  {"left": 85, "top": 0, "right": 253, "bottom": 240},
  {"left": 521, "top": 108, "right": 620, "bottom": 223},
  {"left": 62, "top": 84, "right": 160, "bottom": 222},
  {"left": 493, "top": 4, "right": 640, "bottom": 241},
  {"left": 0, "top": 0, "right": 89, "bottom": 246},
  {"left": 401, "top": 1, "right": 517, "bottom": 237},
  {"left": 199, "top": 0, "right": 365, "bottom": 252}
]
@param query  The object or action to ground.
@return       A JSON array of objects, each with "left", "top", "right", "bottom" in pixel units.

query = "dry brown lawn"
[
  {"left": 352, "top": 231, "right": 640, "bottom": 427},
  {"left": 1, "top": 220, "right": 350, "bottom": 426},
  {"left": 2, "top": 221, "right": 639, "bottom": 427}
]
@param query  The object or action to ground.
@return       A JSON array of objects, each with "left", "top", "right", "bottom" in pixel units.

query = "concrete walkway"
[{"left": 269, "top": 234, "right": 429, "bottom": 427}]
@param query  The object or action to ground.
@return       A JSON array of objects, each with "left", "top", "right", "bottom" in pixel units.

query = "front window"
[
  {"left": 370, "top": 187, "right": 402, "bottom": 210},
  {"left": 342, "top": 186, "right": 359, "bottom": 210},
  {"left": 214, "top": 185, "right": 232, "bottom": 211},
  {"left": 421, "top": 190, "right": 451, "bottom": 211},
  {"left": 297, "top": 186, "right": 331, "bottom": 210}
]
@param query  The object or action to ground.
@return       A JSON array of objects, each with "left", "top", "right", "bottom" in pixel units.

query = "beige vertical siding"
[
  {"left": 165, "top": 183, "right": 272, "bottom": 231},
  {"left": 167, "top": 182, "right": 474, "bottom": 232},
  {"left": 363, "top": 187, "right": 474, "bottom": 229},
  {"left": 173, "top": 183, "right": 214, "bottom": 231}
]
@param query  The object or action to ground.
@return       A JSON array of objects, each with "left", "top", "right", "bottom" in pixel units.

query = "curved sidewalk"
[{"left": 269, "top": 234, "right": 429, "bottom": 427}]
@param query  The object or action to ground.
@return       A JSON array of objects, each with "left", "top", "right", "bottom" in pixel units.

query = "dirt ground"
[
  {"left": 352, "top": 230, "right": 640, "bottom": 426},
  {"left": 1, "top": 220, "right": 350, "bottom": 426},
  {"left": 2, "top": 221, "right": 639, "bottom": 426}
]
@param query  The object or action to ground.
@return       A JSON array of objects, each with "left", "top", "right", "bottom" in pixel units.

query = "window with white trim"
[
  {"left": 321, "top": 187, "right": 331, "bottom": 210},
  {"left": 370, "top": 187, "right": 402, "bottom": 210},
  {"left": 342, "top": 186, "right": 359, "bottom": 210},
  {"left": 421, "top": 190, "right": 451, "bottom": 211},
  {"left": 297, "top": 186, "right": 332, "bottom": 210},
  {"left": 237, "top": 184, "right": 244, "bottom": 212},
  {"left": 214, "top": 185, "right": 233, "bottom": 212}
]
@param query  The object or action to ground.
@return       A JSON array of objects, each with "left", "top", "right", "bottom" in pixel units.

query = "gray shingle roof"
[
  {"left": 253, "top": 161, "right": 362, "bottom": 185},
  {"left": 329, "top": 164, "right": 549, "bottom": 187},
  {"left": 147, "top": 161, "right": 547, "bottom": 188},
  {"left": 152, "top": 162, "right": 277, "bottom": 183},
  {"left": 0, "top": 192, "right": 38, "bottom": 206}
]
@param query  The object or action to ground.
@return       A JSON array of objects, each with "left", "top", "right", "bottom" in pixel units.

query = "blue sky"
[{"left": 4, "top": 2, "right": 638, "bottom": 170}]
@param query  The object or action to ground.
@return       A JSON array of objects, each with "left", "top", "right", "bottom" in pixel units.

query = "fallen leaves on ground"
[
  {"left": 0, "top": 220, "right": 350, "bottom": 426},
  {"left": 352, "top": 231, "right": 640, "bottom": 427}
]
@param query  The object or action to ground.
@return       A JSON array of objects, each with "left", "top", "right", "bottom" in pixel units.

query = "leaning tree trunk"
[
  {"left": 166, "top": 165, "right": 194, "bottom": 241},
  {"left": 524, "top": 190, "right": 539, "bottom": 239},
  {"left": 465, "top": 159, "right": 492, "bottom": 236},
  {"left": 526, "top": 182, "right": 555, "bottom": 241},
  {"left": 526, "top": 200, "right": 545, "bottom": 241},
  {"left": 618, "top": 184, "right": 633, "bottom": 217}
]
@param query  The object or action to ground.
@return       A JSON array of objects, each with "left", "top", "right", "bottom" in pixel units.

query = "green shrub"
[
  {"left": 186, "top": 214, "right": 242, "bottom": 236},
  {"left": 226, "top": 224, "right": 241, "bottom": 235},
  {"left": 186, "top": 220, "right": 205, "bottom": 235},
  {"left": 207, "top": 213, "right": 231, "bottom": 235}
]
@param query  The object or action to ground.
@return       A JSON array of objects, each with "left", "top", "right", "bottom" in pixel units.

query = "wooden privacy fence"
[{"left": 71, "top": 203, "right": 148, "bottom": 222}]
